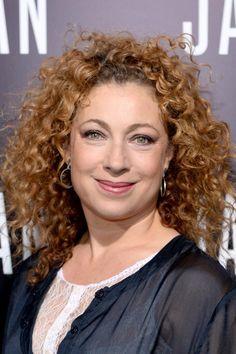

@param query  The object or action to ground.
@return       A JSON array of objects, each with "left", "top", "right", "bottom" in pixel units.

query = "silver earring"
[
  {"left": 160, "top": 171, "right": 167, "bottom": 197},
  {"left": 60, "top": 161, "right": 72, "bottom": 189}
]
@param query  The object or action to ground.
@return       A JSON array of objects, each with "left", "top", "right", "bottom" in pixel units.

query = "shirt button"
[
  {"left": 95, "top": 289, "right": 104, "bottom": 299},
  {"left": 20, "top": 319, "right": 29, "bottom": 328},
  {"left": 70, "top": 326, "right": 78, "bottom": 334}
]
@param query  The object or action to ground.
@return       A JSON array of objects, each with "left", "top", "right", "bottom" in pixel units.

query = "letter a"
[{"left": 219, "top": 0, "right": 236, "bottom": 55}]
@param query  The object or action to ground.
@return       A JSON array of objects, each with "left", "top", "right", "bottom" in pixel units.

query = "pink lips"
[{"left": 96, "top": 179, "right": 135, "bottom": 194}]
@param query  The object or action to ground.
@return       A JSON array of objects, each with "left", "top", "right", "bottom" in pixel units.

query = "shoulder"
[
  {"left": 169, "top": 240, "right": 236, "bottom": 303},
  {"left": 11, "top": 251, "right": 40, "bottom": 288},
  {"left": 6, "top": 251, "right": 42, "bottom": 316},
  {"left": 9, "top": 247, "right": 59, "bottom": 300},
  {"left": 177, "top": 244, "right": 233, "bottom": 285},
  {"left": 154, "top": 238, "right": 236, "bottom": 351},
  {"left": 5, "top": 248, "right": 55, "bottom": 322}
]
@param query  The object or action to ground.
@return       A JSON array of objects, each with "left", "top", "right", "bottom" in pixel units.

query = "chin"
[
  {"left": 86, "top": 202, "right": 153, "bottom": 223},
  {"left": 95, "top": 210, "right": 136, "bottom": 222},
  {"left": 82, "top": 201, "right": 136, "bottom": 221},
  {"left": 81, "top": 196, "right": 157, "bottom": 223}
]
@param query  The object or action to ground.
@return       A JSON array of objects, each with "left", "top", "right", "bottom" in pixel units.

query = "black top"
[{"left": 3, "top": 235, "right": 236, "bottom": 354}]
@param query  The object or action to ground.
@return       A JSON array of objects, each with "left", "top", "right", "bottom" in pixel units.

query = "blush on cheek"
[{"left": 141, "top": 158, "right": 164, "bottom": 177}]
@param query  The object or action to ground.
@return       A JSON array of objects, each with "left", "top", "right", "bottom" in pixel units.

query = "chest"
[{"left": 7, "top": 281, "right": 173, "bottom": 354}]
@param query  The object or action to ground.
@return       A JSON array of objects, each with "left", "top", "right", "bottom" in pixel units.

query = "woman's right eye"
[{"left": 83, "top": 130, "right": 105, "bottom": 140}]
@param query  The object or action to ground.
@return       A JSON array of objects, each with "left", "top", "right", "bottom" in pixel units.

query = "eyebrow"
[{"left": 79, "top": 119, "right": 160, "bottom": 133}]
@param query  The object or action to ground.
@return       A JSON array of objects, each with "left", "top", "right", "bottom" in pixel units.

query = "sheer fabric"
[
  {"left": 3, "top": 235, "right": 236, "bottom": 354},
  {"left": 32, "top": 252, "right": 158, "bottom": 354}
]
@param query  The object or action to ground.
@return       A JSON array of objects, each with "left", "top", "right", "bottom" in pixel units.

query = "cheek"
[
  {"left": 70, "top": 143, "right": 103, "bottom": 173},
  {"left": 134, "top": 150, "right": 166, "bottom": 178}
]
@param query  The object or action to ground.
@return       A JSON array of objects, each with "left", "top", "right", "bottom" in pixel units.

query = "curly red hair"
[{"left": 1, "top": 32, "right": 235, "bottom": 284}]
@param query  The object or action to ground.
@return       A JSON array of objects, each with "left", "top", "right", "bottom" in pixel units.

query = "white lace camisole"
[{"left": 32, "top": 251, "right": 158, "bottom": 354}]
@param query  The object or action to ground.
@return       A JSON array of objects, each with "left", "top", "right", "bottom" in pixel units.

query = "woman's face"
[{"left": 69, "top": 82, "right": 172, "bottom": 222}]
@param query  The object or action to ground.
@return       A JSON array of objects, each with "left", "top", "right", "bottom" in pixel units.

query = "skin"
[{"left": 63, "top": 82, "right": 178, "bottom": 284}]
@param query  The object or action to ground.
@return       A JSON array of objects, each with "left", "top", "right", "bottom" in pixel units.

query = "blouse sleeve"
[{"left": 196, "top": 287, "right": 236, "bottom": 354}]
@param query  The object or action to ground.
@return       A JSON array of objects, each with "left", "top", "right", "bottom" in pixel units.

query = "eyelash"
[
  {"left": 132, "top": 135, "right": 154, "bottom": 145},
  {"left": 83, "top": 130, "right": 105, "bottom": 140},
  {"left": 82, "top": 130, "right": 154, "bottom": 145}
]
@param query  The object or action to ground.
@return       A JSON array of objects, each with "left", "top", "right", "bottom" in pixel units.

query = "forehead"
[{"left": 75, "top": 82, "right": 164, "bottom": 128}]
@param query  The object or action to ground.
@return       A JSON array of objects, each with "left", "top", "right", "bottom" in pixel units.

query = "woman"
[{"left": 2, "top": 32, "right": 236, "bottom": 353}]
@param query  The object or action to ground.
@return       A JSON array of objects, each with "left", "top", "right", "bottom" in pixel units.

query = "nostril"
[
  {"left": 103, "top": 147, "right": 129, "bottom": 174},
  {"left": 104, "top": 165, "right": 129, "bottom": 176}
]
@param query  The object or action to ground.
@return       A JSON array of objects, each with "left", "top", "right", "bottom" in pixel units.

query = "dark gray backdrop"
[{"left": 0, "top": 1, "right": 236, "bottom": 335}]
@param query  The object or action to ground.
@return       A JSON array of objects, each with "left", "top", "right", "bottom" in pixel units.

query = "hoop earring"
[
  {"left": 60, "top": 161, "right": 72, "bottom": 189},
  {"left": 160, "top": 171, "right": 167, "bottom": 198}
]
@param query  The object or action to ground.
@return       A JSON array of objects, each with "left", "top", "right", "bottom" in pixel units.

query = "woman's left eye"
[{"left": 132, "top": 135, "right": 154, "bottom": 145}]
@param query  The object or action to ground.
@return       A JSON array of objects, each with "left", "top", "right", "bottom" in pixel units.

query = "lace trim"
[
  {"left": 58, "top": 250, "right": 158, "bottom": 287},
  {"left": 32, "top": 251, "right": 158, "bottom": 354}
]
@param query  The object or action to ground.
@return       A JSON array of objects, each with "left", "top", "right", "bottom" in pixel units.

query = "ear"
[
  {"left": 64, "top": 149, "right": 71, "bottom": 163},
  {"left": 62, "top": 139, "right": 71, "bottom": 163},
  {"left": 164, "top": 144, "right": 174, "bottom": 171}
]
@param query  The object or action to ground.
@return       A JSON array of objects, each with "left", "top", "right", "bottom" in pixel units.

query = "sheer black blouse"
[{"left": 3, "top": 235, "right": 236, "bottom": 353}]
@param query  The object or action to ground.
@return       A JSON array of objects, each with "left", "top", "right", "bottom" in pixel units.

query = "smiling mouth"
[{"left": 95, "top": 179, "right": 136, "bottom": 194}]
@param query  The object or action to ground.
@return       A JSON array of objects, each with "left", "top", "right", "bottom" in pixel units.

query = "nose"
[{"left": 103, "top": 141, "right": 130, "bottom": 175}]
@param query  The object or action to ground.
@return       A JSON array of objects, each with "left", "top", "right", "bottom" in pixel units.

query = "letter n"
[{"left": 19, "top": 0, "right": 47, "bottom": 54}]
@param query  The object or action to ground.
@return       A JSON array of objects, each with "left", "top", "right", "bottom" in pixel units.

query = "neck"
[{"left": 80, "top": 206, "right": 175, "bottom": 259}]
